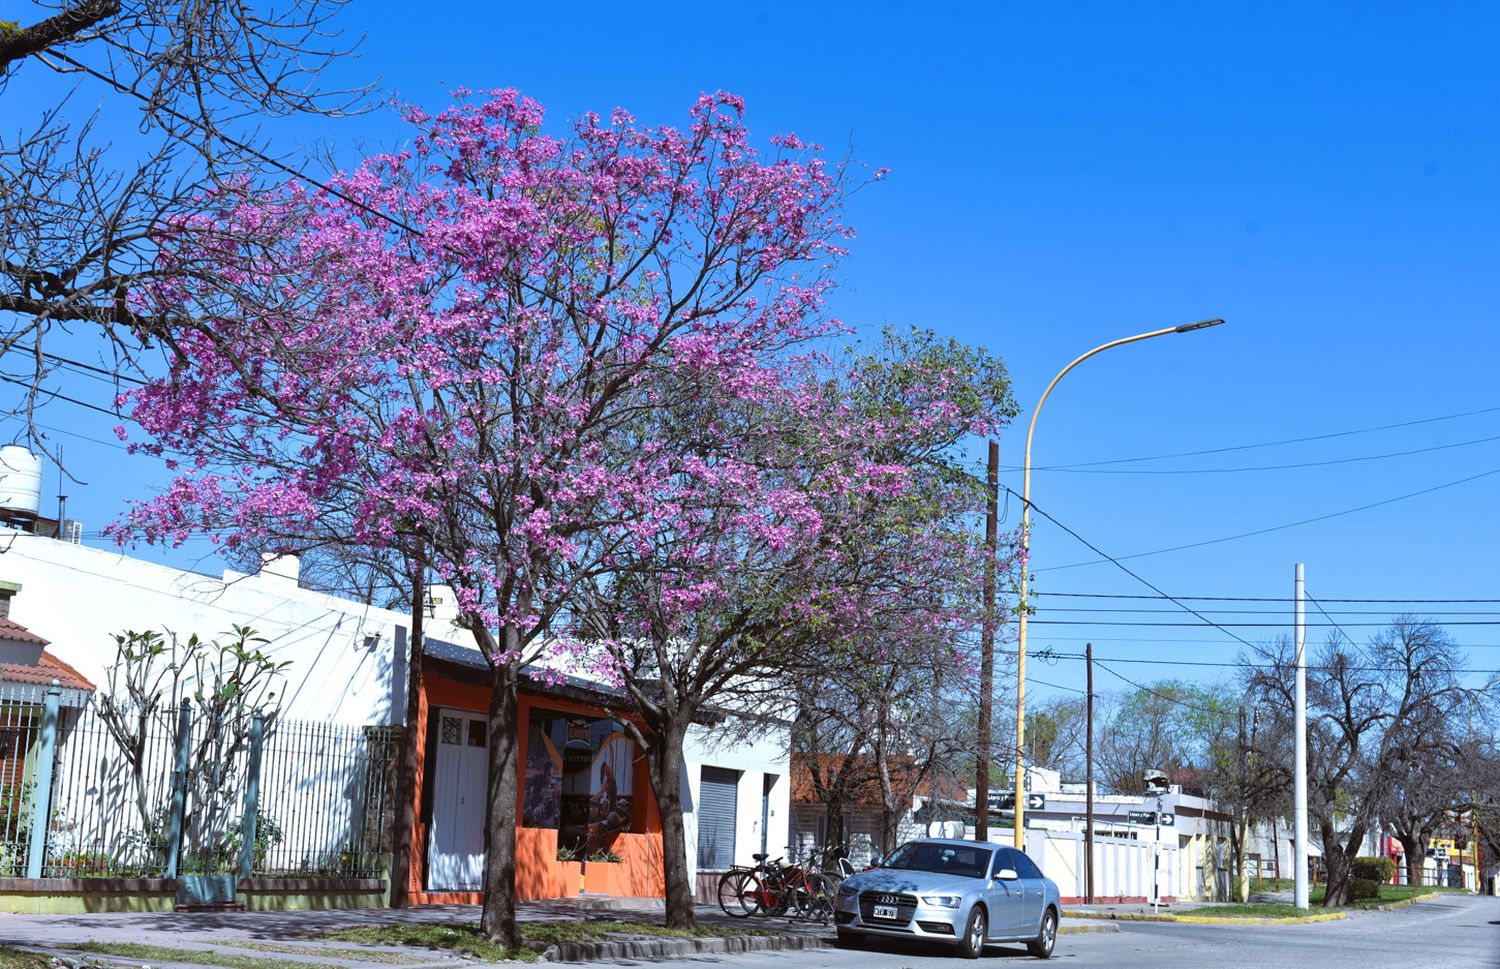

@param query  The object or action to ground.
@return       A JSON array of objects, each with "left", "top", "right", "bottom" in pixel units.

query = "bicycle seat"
[{"left": 752, "top": 853, "right": 768, "bottom": 861}]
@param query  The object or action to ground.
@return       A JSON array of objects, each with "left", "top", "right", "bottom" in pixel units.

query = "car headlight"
[
  {"left": 921, "top": 895, "right": 962, "bottom": 908},
  {"left": 837, "top": 882, "right": 859, "bottom": 898}
]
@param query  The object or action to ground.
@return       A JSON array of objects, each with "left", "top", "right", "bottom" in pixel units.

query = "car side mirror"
[
  {"left": 996, "top": 868, "right": 1020, "bottom": 881},
  {"left": 868, "top": 854, "right": 883, "bottom": 868}
]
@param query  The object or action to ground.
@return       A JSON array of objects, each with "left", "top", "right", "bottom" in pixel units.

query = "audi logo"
[{"left": 879, "top": 894, "right": 901, "bottom": 904}]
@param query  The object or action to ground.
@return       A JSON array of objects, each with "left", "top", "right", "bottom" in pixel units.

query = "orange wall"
[{"left": 410, "top": 668, "right": 665, "bottom": 901}]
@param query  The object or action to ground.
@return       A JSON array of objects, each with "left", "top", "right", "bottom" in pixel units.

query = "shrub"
[
  {"left": 1348, "top": 877, "right": 1382, "bottom": 901},
  {"left": 1352, "top": 857, "right": 1395, "bottom": 882}
]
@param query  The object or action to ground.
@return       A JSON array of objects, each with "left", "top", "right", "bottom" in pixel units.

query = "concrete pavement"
[{"left": 2, "top": 892, "right": 1494, "bottom": 968}]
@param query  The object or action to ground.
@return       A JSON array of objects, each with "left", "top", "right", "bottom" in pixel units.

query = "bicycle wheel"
[
  {"left": 718, "top": 868, "right": 762, "bottom": 918},
  {"left": 809, "top": 872, "right": 838, "bottom": 923}
]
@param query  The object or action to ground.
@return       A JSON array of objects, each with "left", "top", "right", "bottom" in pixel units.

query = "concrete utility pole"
[
  {"left": 1294, "top": 563, "right": 1309, "bottom": 910},
  {"left": 976, "top": 440, "right": 998, "bottom": 842},
  {"left": 1085, "top": 642, "right": 1095, "bottom": 903}
]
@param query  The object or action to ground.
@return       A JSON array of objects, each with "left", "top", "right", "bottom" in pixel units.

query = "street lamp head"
[{"left": 1174, "top": 317, "right": 1226, "bottom": 334}]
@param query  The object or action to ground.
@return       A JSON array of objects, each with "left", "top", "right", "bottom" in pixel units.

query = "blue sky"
[{"left": 11, "top": 1, "right": 1500, "bottom": 696}]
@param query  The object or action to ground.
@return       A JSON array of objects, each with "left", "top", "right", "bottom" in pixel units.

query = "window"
[
  {"left": 697, "top": 766, "right": 740, "bottom": 870},
  {"left": 522, "top": 708, "right": 637, "bottom": 858}
]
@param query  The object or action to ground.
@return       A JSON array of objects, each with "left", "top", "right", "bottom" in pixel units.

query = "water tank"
[{"left": 0, "top": 447, "right": 42, "bottom": 518}]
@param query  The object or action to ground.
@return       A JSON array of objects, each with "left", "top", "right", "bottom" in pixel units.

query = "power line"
[
  {"left": 1034, "top": 464, "right": 1500, "bottom": 573},
  {"left": 1023, "top": 650, "right": 1500, "bottom": 677},
  {"left": 1030, "top": 619, "right": 1500, "bottom": 628},
  {"left": 1035, "top": 592, "right": 1500, "bottom": 604},
  {"left": 43, "top": 51, "right": 426, "bottom": 241},
  {"left": 1006, "top": 403, "right": 1500, "bottom": 471},
  {"left": 1026, "top": 675, "right": 1087, "bottom": 695},
  {"left": 1020, "top": 431, "right": 1500, "bottom": 475},
  {"left": 1025, "top": 635, "right": 1500, "bottom": 649},
  {"left": 1007, "top": 485, "right": 1258, "bottom": 652},
  {"left": 1036, "top": 606, "right": 1500, "bottom": 616},
  {"left": 1091, "top": 660, "right": 1225, "bottom": 715},
  {"left": 1306, "top": 593, "right": 1361, "bottom": 651},
  {"left": 4, "top": 344, "right": 149, "bottom": 388},
  {"left": 0, "top": 375, "right": 120, "bottom": 417}
]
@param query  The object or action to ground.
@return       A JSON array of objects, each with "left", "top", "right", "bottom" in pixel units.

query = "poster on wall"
[{"left": 524, "top": 709, "right": 636, "bottom": 858}]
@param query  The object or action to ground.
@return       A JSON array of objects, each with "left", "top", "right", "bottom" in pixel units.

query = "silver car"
[{"left": 833, "top": 838, "right": 1060, "bottom": 959}]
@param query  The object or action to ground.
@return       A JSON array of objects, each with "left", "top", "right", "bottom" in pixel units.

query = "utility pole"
[
  {"left": 976, "top": 440, "right": 998, "bottom": 842},
  {"left": 1294, "top": 563, "right": 1309, "bottom": 910},
  {"left": 1085, "top": 642, "right": 1095, "bottom": 903}
]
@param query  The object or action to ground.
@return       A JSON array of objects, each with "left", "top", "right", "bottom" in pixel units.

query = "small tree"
[
  {"left": 96, "top": 625, "right": 287, "bottom": 865},
  {"left": 1244, "top": 618, "right": 1475, "bottom": 906}
]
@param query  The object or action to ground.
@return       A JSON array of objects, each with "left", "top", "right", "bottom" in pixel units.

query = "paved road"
[{"left": 565, "top": 894, "right": 1500, "bottom": 969}]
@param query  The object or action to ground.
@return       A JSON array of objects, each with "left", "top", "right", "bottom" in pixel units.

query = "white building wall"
[
  {"left": 681, "top": 718, "right": 790, "bottom": 885},
  {"left": 1, "top": 535, "right": 425, "bottom": 725}
]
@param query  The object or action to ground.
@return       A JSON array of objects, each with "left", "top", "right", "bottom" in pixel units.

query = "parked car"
[{"left": 832, "top": 838, "right": 1060, "bottom": 959}]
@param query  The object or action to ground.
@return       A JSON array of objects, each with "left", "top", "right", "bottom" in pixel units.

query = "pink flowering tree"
[
  {"left": 113, "top": 89, "right": 861, "bottom": 944},
  {"left": 576, "top": 328, "right": 1017, "bottom": 926}
]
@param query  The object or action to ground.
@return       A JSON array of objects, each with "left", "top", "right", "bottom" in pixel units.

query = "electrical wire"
[
  {"left": 1091, "top": 660, "right": 1225, "bottom": 715},
  {"left": 3, "top": 344, "right": 149, "bottom": 388},
  {"left": 1004, "top": 403, "right": 1500, "bottom": 471},
  {"left": 1033, "top": 464, "right": 1500, "bottom": 574},
  {"left": 1029, "top": 619, "right": 1500, "bottom": 628},
  {"left": 1020, "top": 431, "right": 1500, "bottom": 475},
  {"left": 0, "top": 375, "right": 120, "bottom": 417},
  {"left": 1009, "top": 485, "right": 1258, "bottom": 651},
  {"left": 1034, "top": 592, "right": 1500, "bottom": 604},
  {"left": 1020, "top": 650, "right": 1500, "bottom": 676}
]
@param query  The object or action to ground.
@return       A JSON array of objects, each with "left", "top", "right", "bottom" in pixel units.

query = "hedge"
[{"left": 1352, "top": 857, "right": 1396, "bottom": 882}]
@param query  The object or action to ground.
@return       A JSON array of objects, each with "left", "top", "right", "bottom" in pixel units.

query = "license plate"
[{"left": 873, "top": 904, "right": 898, "bottom": 920}]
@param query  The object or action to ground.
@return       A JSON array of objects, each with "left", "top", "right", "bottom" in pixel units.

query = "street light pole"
[{"left": 1012, "top": 318, "right": 1224, "bottom": 848}]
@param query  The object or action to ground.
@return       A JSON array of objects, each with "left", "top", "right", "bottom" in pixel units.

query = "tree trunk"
[
  {"left": 825, "top": 799, "right": 846, "bottom": 858},
  {"left": 1320, "top": 824, "right": 1360, "bottom": 907},
  {"left": 479, "top": 662, "right": 522, "bottom": 948},
  {"left": 1400, "top": 833, "right": 1425, "bottom": 887},
  {"left": 645, "top": 721, "right": 695, "bottom": 929}
]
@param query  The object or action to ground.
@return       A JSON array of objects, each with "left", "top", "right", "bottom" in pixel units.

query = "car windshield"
[{"left": 880, "top": 842, "right": 992, "bottom": 879}]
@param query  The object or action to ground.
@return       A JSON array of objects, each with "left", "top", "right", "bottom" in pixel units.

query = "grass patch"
[
  {"left": 312, "top": 923, "right": 525, "bottom": 961},
  {"left": 0, "top": 946, "right": 55, "bottom": 969},
  {"left": 58, "top": 941, "right": 331, "bottom": 969},
  {"left": 1192, "top": 882, "right": 1452, "bottom": 917},
  {"left": 229, "top": 939, "right": 429, "bottom": 964},
  {"left": 316, "top": 918, "right": 777, "bottom": 960}
]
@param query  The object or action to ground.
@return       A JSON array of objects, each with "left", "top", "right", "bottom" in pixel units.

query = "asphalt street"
[{"left": 567, "top": 895, "right": 1500, "bottom": 969}]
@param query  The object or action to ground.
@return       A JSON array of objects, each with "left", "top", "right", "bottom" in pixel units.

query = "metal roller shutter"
[{"left": 697, "top": 766, "right": 740, "bottom": 870}]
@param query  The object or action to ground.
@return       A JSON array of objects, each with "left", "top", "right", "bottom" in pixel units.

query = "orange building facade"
[{"left": 405, "top": 652, "right": 666, "bottom": 904}]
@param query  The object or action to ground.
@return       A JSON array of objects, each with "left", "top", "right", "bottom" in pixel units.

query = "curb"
[
  {"left": 1060, "top": 922, "right": 1120, "bottom": 934},
  {"left": 1175, "top": 912, "right": 1345, "bottom": 925},
  {"left": 1374, "top": 892, "right": 1441, "bottom": 911},
  {"left": 1064, "top": 910, "right": 1175, "bottom": 922},
  {"left": 539, "top": 933, "right": 828, "bottom": 963},
  {"left": 1063, "top": 909, "right": 1346, "bottom": 925}
]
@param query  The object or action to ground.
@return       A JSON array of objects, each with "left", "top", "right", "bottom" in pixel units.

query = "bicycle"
[{"left": 718, "top": 853, "right": 787, "bottom": 918}]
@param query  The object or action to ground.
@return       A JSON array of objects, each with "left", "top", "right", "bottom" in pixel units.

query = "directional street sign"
[
  {"left": 1128, "top": 810, "right": 1154, "bottom": 825},
  {"left": 1026, "top": 794, "right": 1046, "bottom": 811}
]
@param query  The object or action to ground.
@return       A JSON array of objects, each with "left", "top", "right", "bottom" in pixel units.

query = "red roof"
[
  {"left": 0, "top": 650, "right": 95, "bottom": 693},
  {"left": 0, "top": 616, "right": 48, "bottom": 647}
]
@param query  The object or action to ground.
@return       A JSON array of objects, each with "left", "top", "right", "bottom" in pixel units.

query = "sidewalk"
[{"left": 0, "top": 899, "right": 831, "bottom": 967}]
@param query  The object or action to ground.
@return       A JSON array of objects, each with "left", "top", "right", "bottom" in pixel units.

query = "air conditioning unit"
[{"left": 61, "top": 519, "right": 83, "bottom": 544}]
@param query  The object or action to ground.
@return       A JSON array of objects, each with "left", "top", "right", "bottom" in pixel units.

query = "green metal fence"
[{"left": 0, "top": 683, "right": 396, "bottom": 881}]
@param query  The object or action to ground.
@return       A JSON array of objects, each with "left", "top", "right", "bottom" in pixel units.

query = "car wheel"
[
  {"left": 1028, "top": 908, "right": 1057, "bottom": 960},
  {"left": 958, "top": 905, "right": 986, "bottom": 959},
  {"left": 836, "top": 928, "right": 862, "bottom": 948}
]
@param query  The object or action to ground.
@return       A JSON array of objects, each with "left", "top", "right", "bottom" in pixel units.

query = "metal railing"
[{"left": 0, "top": 685, "right": 396, "bottom": 882}]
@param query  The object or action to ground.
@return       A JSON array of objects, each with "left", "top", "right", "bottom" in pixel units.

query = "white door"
[{"left": 428, "top": 710, "right": 488, "bottom": 890}]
